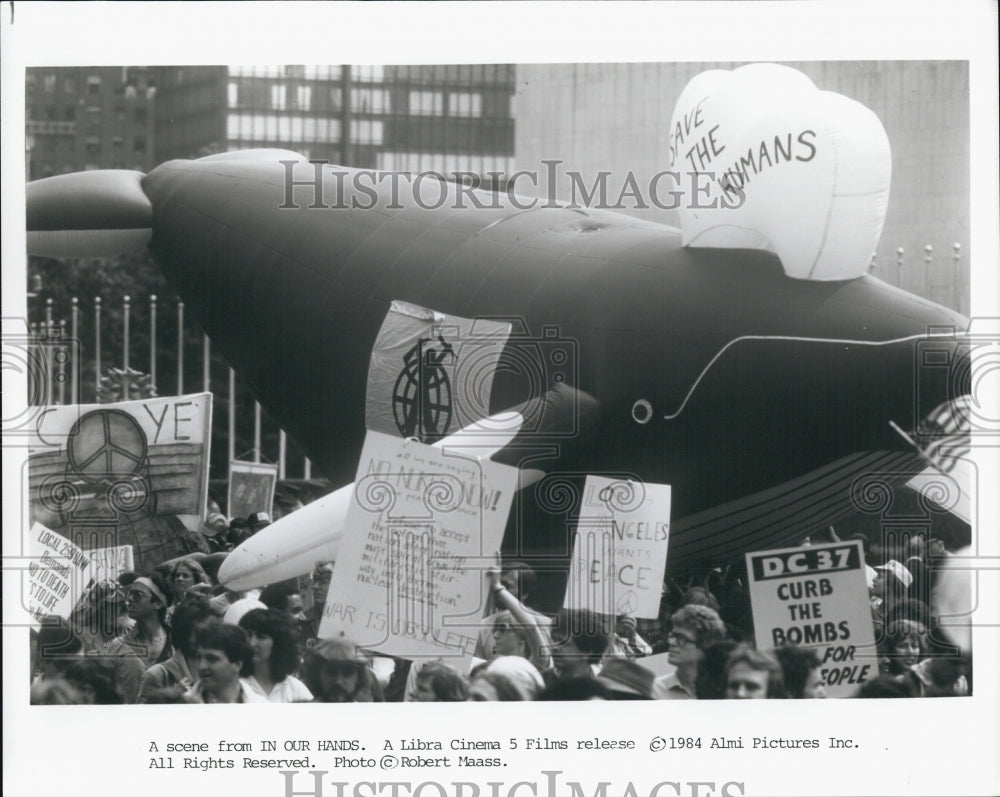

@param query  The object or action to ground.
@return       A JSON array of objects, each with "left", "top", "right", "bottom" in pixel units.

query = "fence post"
[
  {"left": 228, "top": 367, "right": 236, "bottom": 466},
  {"left": 94, "top": 296, "right": 102, "bottom": 402},
  {"left": 150, "top": 294, "right": 157, "bottom": 390},
  {"left": 44, "top": 298, "right": 54, "bottom": 405},
  {"left": 177, "top": 301, "right": 184, "bottom": 395},
  {"left": 59, "top": 319, "right": 69, "bottom": 404},
  {"left": 123, "top": 295, "right": 131, "bottom": 400},
  {"left": 71, "top": 297, "right": 79, "bottom": 405},
  {"left": 253, "top": 401, "right": 261, "bottom": 463},
  {"left": 202, "top": 333, "right": 210, "bottom": 394}
]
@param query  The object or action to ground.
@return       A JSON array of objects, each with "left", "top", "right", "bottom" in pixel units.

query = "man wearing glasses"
[{"left": 653, "top": 605, "right": 728, "bottom": 699}]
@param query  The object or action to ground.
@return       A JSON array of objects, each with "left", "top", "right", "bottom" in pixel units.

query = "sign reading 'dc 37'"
[{"left": 746, "top": 540, "right": 877, "bottom": 698}]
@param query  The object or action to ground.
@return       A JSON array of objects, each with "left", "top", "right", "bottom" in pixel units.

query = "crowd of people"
[{"left": 30, "top": 504, "right": 971, "bottom": 704}]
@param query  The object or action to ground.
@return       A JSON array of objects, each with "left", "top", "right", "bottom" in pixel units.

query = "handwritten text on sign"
[
  {"left": 746, "top": 541, "right": 876, "bottom": 697},
  {"left": 29, "top": 393, "right": 211, "bottom": 448},
  {"left": 319, "top": 431, "right": 518, "bottom": 660},
  {"left": 27, "top": 522, "right": 91, "bottom": 627},
  {"left": 86, "top": 544, "right": 134, "bottom": 584},
  {"left": 564, "top": 476, "right": 671, "bottom": 619}
]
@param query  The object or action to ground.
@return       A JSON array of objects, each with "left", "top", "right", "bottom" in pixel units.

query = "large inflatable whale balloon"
[{"left": 27, "top": 65, "right": 970, "bottom": 596}]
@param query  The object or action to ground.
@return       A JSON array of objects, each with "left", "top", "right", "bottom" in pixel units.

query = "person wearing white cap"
[
  {"left": 223, "top": 597, "right": 267, "bottom": 626},
  {"left": 870, "top": 559, "right": 913, "bottom": 638}
]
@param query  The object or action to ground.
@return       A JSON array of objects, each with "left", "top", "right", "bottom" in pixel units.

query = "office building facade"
[
  {"left": 25, "top": 66, "right": 157, "bottom": 179},
  {"left": 154, "top": 64, "right": 516, "bottom": 183}
]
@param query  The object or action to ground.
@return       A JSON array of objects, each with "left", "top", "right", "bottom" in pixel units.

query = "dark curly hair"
[{"left": 238, "top": 608, "right": 301, "bottom": 682}]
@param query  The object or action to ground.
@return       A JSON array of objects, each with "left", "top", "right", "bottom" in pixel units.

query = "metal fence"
[{"left": 27, "top": 293, "right": 311, "bottom": 482}]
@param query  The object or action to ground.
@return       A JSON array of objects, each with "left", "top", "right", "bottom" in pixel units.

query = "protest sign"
[
  {"left": 564, "top": 476, "right": 671, "bottom": 619},
  {"left": 85, "top": 544, "right": 134, "bottom": 584},
  {"left": 28, "top": 392, "right": 212, "bottom": 517},
  {"left": 228, "top": 460, "right": 278, "bottom": 520},
  {"left": 26, "top": 393, "right": 213, "bottom": 570},
  {"left": 27, "top": 522, "right": 92, "bottom": 627},
  {"left": 365, "top": 300, "right": 511, "bottom": 441},
  {"left": 745, "top": 540, "right": 877, "bottom": 697},
  {"left": 319, "top": 431, "right": 518, "bottom": 660}
]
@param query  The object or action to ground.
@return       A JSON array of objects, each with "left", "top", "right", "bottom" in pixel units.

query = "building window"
[
  {"left": 134, "top": 137, "right": 146, "bottom": 154},
  {"left": 449, "top": 92, "right": 482, "bottom": 117},
  {"left": 295, "top": 85, "right": 312, "bottom": 110},
  {"left": 270, "top": 84, "right": 286, "bottom": 110},
  {"left": 350, "top": 119, "right": 383, "bottom": 145},
  {"left": 228, "top": 82, "right": 239, "bottom": 108},
  {"left": 303, "top": 65, "right": 337, "bottom": 80},
  {"left": 409, "top": 90, "right": 443, "bottom": 116},
  {"left": 134, "top": 108, "right": 147, "bottom": 124},
  {"left": 44, "top": 74, "right": 56, "bottom": 93},
  {"left": 329, "top": 88, "right": 342, "bottom": 112},
  {"left": 64, "top": 107, "right": 76, "bottom": 121},
  {"left": 87, "top": 75, "right": 102, "bottom": 94},
  {"left": 351, "top": 87, "right": 389, "bottom": 114},
  {"left": 86, "top": 137, "right": 101, "bottom": 155},
  {"left": 64, "top": 76, "right": 77, "bottom": 93},
  {"left": 351, "top": 65, "right": 384, "bottom": 82}
]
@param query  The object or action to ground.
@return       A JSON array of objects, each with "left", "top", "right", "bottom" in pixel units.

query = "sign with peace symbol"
[{"left": 66, "top": 409, "right": 149, "bottom": 483}]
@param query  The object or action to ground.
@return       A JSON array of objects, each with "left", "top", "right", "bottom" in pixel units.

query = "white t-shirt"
[{"left": 244, "top": 674, "right": 314, "bottom": 703}]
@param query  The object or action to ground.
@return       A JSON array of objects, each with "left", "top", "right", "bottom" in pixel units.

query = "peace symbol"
[{"left": 66, "top": 409, "right": 148, "bottom": 484}]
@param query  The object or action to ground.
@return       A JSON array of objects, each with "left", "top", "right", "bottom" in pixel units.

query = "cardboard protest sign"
[
  {"left": 745, "top": 540, "right": 877, "bottom": 697},
  {"left": 365, "top": 300, "right": 511, "bottom": 441},
  {"left": 27, "top": 522, "right": 92, "bottom": 627},
  {"left": 564, "top": 476, "right": 671, "bottom": 619},
  {"left": 228, "top": 460, "right": 278, "bottom": 520},
  {"left": 85, "top": 544, "right": 134, "bottom": 584},
  {"left": 28, "top": 392, "right": 212, "bottom": 516},
  {"left": 319, "top": 431, "right": 518, "bottom": 661},
  {"left": 27, "top": 393, "right": 212, "bottom": 571}
]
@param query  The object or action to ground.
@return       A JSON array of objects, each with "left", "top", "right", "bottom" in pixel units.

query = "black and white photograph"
[{"left": 3, "top": 3, "right": 998, "bottom": 797}]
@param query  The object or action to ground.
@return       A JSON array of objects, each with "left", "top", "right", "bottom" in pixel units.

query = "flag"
[{"left": 914, "top": 395, "right": 971, "bottom": 473}]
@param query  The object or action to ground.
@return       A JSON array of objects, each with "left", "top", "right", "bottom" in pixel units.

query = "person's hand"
[
  {"left": 486, "top": 565, "right": 502, "bottom": 592},
  {"left": 617, "top": 615, "right": 637, "bottom": 640}
]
